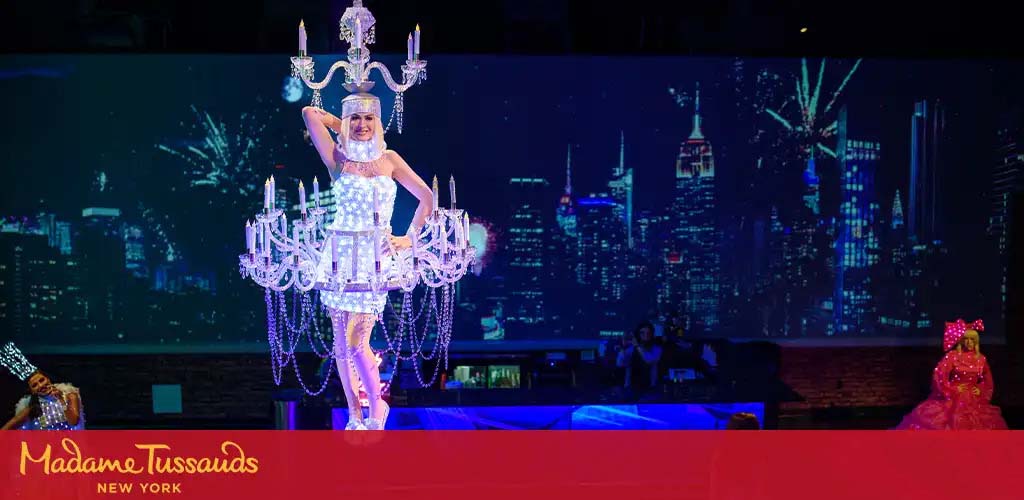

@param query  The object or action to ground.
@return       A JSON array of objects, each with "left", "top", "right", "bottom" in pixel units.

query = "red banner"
[{"left": 2, "top": 431, "right": 1022, "bottom": 500}]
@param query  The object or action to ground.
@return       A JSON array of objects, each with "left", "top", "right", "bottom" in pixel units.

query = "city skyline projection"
[{"left": 0, "top": 54, "right": 1018, "bottom": 351}]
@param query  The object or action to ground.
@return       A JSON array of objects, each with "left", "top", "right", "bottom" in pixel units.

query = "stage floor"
[{"left": 324, "top": 402, "right": 765, "bottom": 430}]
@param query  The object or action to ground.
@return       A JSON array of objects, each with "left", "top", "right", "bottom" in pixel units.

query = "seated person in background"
[
  {"left": 725, "top": 412, "right": 761, "bottom": 430},
  {"left": 2, "top": 370, "right": 84, "bottom": 431},
  {"left": 616, "top": 322, "right": 662, "bottom": 390},
  {"left": 663, "top": 313, "right": 685, "bottom": 339},
  {"left": 661, "top": 321, "right": 718, "bottom": 383},
  {"left": 613, "top": 332, "right": 635, "bottom": 387},
  {"left": 2, "top": 342, "right": 85, "bottom": 431}
]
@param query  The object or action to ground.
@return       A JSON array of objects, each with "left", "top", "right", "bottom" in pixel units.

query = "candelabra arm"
[
  {"left": 267, "top": 223, "right": 293, "bottom": 250},
  {"left": 294, "top": 59, "right": 353, "bottom": 91},
  {"left": 293, "top": 261, "right": 320, "bottom": 292},
  {"left": 366, "top": 61, "right": 421, "bottom": 93},
  {"left": 252, "top": 262, "right": 291, "bottom": 292},
  {"left": 264, "top": 223, "right": 320, "bottom": 267}
]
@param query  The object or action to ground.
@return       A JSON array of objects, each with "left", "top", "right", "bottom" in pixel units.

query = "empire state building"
[{"left": 665, "top": 83, "right": 721, "bottom": 329}]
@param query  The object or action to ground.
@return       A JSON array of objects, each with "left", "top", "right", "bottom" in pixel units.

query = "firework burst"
[
  {"left": 667, "top": 86, "right": 693, "bottom": 110},
  {"left": 155, "top": 105, "right": 276, "bottom": 197},
  {"left": 152, "top": 103, "right": 283, "bottom": 266},
  {"left": 467, "top": 217, "right": 499, "bottom": 275},
  {"left": 764, "top": 58, "right": 862, "bottom": 158}
]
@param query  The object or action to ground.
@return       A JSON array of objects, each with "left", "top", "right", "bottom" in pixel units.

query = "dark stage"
[{"left": 3, "top": 342, "right": 1021, "bottom": 431}]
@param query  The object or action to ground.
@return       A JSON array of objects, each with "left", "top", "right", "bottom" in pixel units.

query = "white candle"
[
  {"left": 246, "top": 220, "right": 255, "bottom": 253},
  {"left": 453, "top": 214, "right": 462, "bottom": 247},
  {"left": 431, "top": 175, "right": 439, "bottom": 212},
  {"left": 261, "top": 223, "right": 269, "bottom": 256},
  {"left": 280, "top": 213, "right": 287, "bottom": 236},
  {"left": 331, "top": 236, "right": 338, "bottom": 265},
  {"left": 354, "top": 18, "right": 362, "bottom": 48},
  {"left": 269, "top": 175, "right": 276, "bottom": 210},
  {"left": 266, "top": 177, "right": 274, "bottom": 209},
  {"left": 414, "top": 24, "right": 421, "bottom": 57},
  {"left": 464, "top": 213, "right": 470, "bottom": 246},
  {"left": 299, "top": 20, "right": 307, "bottom": 54},
  {"left": 407, "top": 33, "right": 414, "bottom": 61},
  {"left": 312, "top": 176, "right": 319, "bottom": 206},
  {"left": 449, "top": 175, "right": 456, "bottom": 209},
  {"left": 299, "top": 180, "right": 307, "bottom": 215}
]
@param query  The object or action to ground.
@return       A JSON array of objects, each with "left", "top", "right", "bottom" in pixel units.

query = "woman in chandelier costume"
[
  {"left": 303, "top": 91, "right": 433, "bottom": 430},
  {"left": 894, "top": 319, "right": 1008, "bottom": 430}
]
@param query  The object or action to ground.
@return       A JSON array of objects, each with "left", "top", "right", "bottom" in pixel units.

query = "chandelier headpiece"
[
  {"left": 291, "top": 0, "right": 426, "bottom": 134},
  {"left": 1, "top": 342, "right": 39, "bottom": 381}
]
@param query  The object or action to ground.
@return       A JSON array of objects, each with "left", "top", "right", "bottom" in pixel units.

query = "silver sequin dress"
[{"left": 317, "top": 173, "right": 398, "bottom": 315}]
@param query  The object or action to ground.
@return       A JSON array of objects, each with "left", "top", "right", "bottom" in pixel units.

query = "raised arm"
[
  {"left": 388, "top": 150, "right": 433, "bottom": 237},
  {"left": 64, "top": 392, "right": 81, "bottom": 426},
  {"left": 302, "top": 106, "right": 344, "bottom": 178},
  {"left": 615, "top": 345, "right": 633, "bottom": 368}
]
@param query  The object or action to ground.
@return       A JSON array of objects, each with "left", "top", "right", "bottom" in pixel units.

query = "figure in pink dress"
[{"left": 896, "top": 319, "right": 1008, "bottom": 430}]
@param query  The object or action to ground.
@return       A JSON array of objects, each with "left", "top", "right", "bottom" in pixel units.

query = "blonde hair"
[{"left": 958, "top": 329, "right": 981, "bottom": 354}]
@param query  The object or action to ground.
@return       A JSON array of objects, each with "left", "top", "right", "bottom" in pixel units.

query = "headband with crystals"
[
  {"left": 341, "top": 92, "right": 382, "bottom": 119},
  {"left": 1, "top": 342, "right": 39, "bottom": 381}
]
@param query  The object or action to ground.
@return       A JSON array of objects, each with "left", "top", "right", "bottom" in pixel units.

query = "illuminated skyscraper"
[
  {"left": 633, "top": 210, "right": 664, "bottom": 261},
  {"left": 0, "top": 231, "right": 71, "bottom": 343},
  {"left": 909, "top": 100, "right": 945, "bottom": 244},
  {"left": 891, "top": 190, "right": 905, "bottom": 230},
  {"left": 124, "top": 224, "right": 148, "bottom": 279},
  {"left": 505, "top": 177, "right": 549, "bottom": 333},
  {"left": 56, "top": 221, "right": 72, "bottom": 255},
  {"left": 80, "top": 206, "right": 125, "bottom": 333},
  {"left": 803, "top": 157, "right": 821, "bottom": 215},
  {"left": 876, "top": 102, "right": 950, "bottom": 336},
  {"left": 548, "top": 145, "right": 586, "bottom": 334},
  {"left": 877, "top": 242, "right": 940, "bottom": 336},
  {"left": 988, "top": 127, "right": 1024, "bottom": 321},
  {"left": 36, "top": 213, "right": 57, "bottom": 248},
  {"left": 666, "top": 83, "right": 720, "bottom": 329},
  {"left": 608, "top": 131, "right": 634, "bottom": 250},
  {"left": 577, "top": 194, "right": 627, "bottom": 332},
  {"left": 556, "top": 144, "right": 577, "bottom": 238},
  {"left": 834, "top": 135, "right": 882, "bottom": 335}
]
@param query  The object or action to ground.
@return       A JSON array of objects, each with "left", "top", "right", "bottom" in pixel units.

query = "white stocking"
[{"left": 330, "top": 309, "right": 363, "bottom": 422}]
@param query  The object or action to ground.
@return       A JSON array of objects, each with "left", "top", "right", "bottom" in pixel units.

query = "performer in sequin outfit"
[
  {"left": 303, "top": 92, "right": 433, "bottom": 430},
  {"left": 1, "top": 343, "right": 84, "bottom": 431},
  {"left": 895, "top": 319, "right": 1008, "bottom": 430}
]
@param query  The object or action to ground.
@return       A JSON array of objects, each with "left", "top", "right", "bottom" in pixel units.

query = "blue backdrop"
[{"left": 0, "top": 54, "right": 1019, "bottom": 351}]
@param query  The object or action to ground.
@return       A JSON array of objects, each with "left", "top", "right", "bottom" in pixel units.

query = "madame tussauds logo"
[{"left": 19, "top": 438, "right": 260, "bottom": 475}]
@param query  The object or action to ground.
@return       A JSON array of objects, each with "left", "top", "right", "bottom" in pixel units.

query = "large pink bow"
[{"left": 943, "top": 318, "right": 984, "bottom": 351}]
